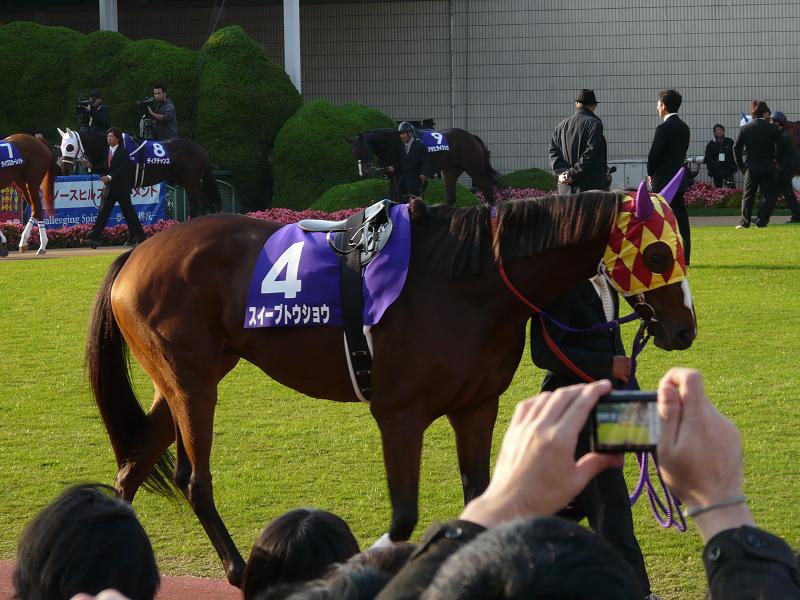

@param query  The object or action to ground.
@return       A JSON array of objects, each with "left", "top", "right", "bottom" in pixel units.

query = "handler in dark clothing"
[
  {"left": 550, "top": 89, "right": 609, "bottom": 194},
  {"left": 83, "top": 89, "right": 111, "bottom": 135},
  {"left": 389, "top": 122, "right": 431, "bottom": 200},
  {"left": 82, "top": 128, "right": 146, "bottom": 248},
  {"left": 648, "top": 89, "right": 691, "bottom": 264},
  {"left": 528, "top": 276, "right": 653, "bottom": 597},
  {"left": 734, "top": 101, "right": 784, "bottom": 228},
  {"left": 704, "top": 124, "right": 737, "bottom": 188},
  {"left": 768, "top": 111, "right": 800, "bottom": 224}
]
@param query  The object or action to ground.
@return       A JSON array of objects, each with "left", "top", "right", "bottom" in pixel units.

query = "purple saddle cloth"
[
  {"left": 244, "top": 203, "right": 410, "bottom": 328},
  {"left": 122, "top": 133, "right": 172, "bottom": 166},
  {"left": 0, "top": 141, "right": 25, "bottom": 169},
  {"left": 419, "top": 130, "right": 449, "bottom": 153}
]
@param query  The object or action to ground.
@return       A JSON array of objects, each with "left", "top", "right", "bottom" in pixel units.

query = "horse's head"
[
  {"left": 348, "top": 133, "right": 374, "bottom": 177},
  {"left": 57, "top": 127, "right": 81, "bottom": 175},
  {"left": 602, "top": 170, "right": 696, "bottom": 350}
]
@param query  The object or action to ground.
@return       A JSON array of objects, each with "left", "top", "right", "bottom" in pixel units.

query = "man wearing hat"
[
  {"left": 82, "top": 89, "right": 111, "bottom": 135},
  {"left": 549, "top": 89, "right": 609, "bottom": 194},
  {"left": 386, "top": 122, "right": 431, "bottom": 201},
  {"left": 769, "top": 111, "right": 800, "bottom": 223}
]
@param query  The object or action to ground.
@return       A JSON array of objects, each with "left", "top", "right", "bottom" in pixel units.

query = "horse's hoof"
[
  {"left": 36, "top": 248, "right": 47, "bottom": 255},
  {"left": 0, "top": 243, "right": 8, "bottom": 258},
  {"left": 18, "top": 244, "right": 28, "bottom": 254}
]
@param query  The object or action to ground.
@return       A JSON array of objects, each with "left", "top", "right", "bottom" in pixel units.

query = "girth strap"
[{"left": 336, "top": 211, "right": 373, "bottom": 401}]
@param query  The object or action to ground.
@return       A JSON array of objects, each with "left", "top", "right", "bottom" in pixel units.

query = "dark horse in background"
[
  {"left": 58, "top": 127, "right": 221, "bottom": 217},
  {"left": 350, "top": 127, "right": 502, "bottom": 205},
  {"left": 0, "top": 133, "right": 58, "bottom": 256},
  {"left": 86, "top": 190, "right": 696, "bottom": 586}
]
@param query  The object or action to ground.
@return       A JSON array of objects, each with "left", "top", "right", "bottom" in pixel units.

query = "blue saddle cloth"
[
  {"left": 244, "top": 203, "right": 411, "bottom": 329},
  {"left": 419, "top": 130, "right": 450, "bottom": 153},
  {"left": 0, "top": 141, "right": 25, "bottom": 169},
  {"left": 122, "top": 133, "right": 172, "bottom": 166}
]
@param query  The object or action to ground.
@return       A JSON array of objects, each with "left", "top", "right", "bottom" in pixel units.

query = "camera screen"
[{"left": 593, "top": 392, "right": 658, "bottom": 452}]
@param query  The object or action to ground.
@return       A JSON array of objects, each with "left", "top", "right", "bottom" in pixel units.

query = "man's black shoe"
[{"left": 81, "top": 237, "right": 99, "bottom": 249}]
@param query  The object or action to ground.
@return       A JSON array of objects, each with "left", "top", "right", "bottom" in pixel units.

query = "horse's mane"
[{"left": 409, "top": 192, "right": 620, "bottom": 278}]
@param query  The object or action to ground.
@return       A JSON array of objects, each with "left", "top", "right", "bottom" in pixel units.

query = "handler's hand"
[
  {"left": 557, "top": 172, "right": 571, "bottom": 185},
  {"left": 656, "top": 368, "right": 755, "bottom": 541},
  {"left": 100, "top": 176, "right": 110, "bottom": 184},
  {"left": 386, "top": 165, "right": 395, "bottom": 173},
  {"left": 612, "top": 356, "right": 632, "bottom": 384},
  {"left": 460, "top": 380, "right": 623, "bottom": 528},
  {"left": 420, "top": 175, "right": 428, "bottom": 183}
]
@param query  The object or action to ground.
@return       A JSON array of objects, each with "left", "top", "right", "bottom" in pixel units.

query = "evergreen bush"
[
  {"left": 499, "top": 167, "right": 557, "bottom": 191},
  {"left": 311, "top": 179, "right": 391, "bottom": 211},
  {"left": 272, "top": 100, "right": 395, "bottom": 210}
]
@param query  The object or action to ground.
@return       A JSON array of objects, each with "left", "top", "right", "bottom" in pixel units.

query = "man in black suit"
[
  {"left": 387, "top": 121, "right": 431, "bottom": 201},
  {"left": 550, "top": 89, "right": 610, "bottom": 194},
  {"left": 529, "top": 277, "right": 654, "bottom": 598},
  {"left": 734, "top": 102, "right": 785, "bottom": 228},
  {"left": 82, "top": 128, "right": 147, "bottom": 248},
  {"left": 647, "top": 89, "right": 691, "bottom": 264}
]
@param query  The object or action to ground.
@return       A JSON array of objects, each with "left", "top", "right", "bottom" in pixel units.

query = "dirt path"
[{"left": 0, "top": 560, "right": 239, "bottom": 600}]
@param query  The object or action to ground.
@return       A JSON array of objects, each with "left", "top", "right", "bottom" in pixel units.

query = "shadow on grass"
[{"left": 691, "top": 264, "right": 800, "bottom": 271}]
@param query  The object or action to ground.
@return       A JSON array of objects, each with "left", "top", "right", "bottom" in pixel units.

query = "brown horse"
[
  {"left": 350, "top": 127, "right": 502, "bottom": 205},
  {"left": 86, "top": 191, "right": 696, "bottom": 586},
  {"left": 0, "top": 134, "right": 57, "bottom": 256}
]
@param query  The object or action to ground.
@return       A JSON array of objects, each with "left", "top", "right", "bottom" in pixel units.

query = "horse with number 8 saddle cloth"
[{"left": 122, "top": 133, "right": 172, "bottom": 188}]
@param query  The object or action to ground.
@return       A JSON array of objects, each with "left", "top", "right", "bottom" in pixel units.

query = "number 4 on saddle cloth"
[{"left": 244, "top": 201, "right": 410, "bottom": 331}]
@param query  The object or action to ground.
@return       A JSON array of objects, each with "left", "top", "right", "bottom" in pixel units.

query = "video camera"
[
  {"left": 137, "top": 96, "right": 155, "bottom": 116},
  {"left": 137, "top": 96, "right": 157, "bottom": 139},
  {"left": 75, "top": 98, "right": 93, "bottom": 114}
]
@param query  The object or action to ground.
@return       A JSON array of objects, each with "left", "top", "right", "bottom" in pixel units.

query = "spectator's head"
[
  {"left": 574, "top": 89, "right": 598, "bottom": 110},
  {"left": 421, "top": 517, "right": 642, "bottom": 600},
  {"left": 152, "top": 84, "right": 167, "bottom": 102},
  {"left": 713, "top": 124, "right": 725, "bottom": 138},
  {"left": 751, "top": 101, "right": 771, "bottom": 119},
  {"left": 107, "top": 127, "right": 123, "bottom": 146},
  {"left": 241, "top": 508, "right": 360, "bottom": 600},
  {"left": 89, "top": 89, "right": 102, "bottom": 107},
  {"left": 12, "top": 483, "right": 159, "bottom": 600},
  {"left": 658, "top": 89, "right": 682, "bottom": 114}
]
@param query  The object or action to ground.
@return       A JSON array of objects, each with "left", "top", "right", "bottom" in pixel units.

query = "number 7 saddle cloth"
[{"left": 244, "top": 203, "right": 411, "bottom": 328}]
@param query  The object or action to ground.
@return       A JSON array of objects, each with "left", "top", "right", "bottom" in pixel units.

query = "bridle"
[{"left": 60, "top": 132, "right": 101, "bottom": 208}]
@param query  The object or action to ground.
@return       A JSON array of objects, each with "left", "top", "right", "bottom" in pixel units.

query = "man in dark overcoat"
[
  {"left": 549, "top": 89, "right": 610, "bottom": 194},
  {"left": 389, "top": 121, "right": 431, "bottom": 201}
]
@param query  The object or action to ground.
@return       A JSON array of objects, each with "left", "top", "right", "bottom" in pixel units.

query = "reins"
[{"left": 490, "top": 208, "right": 686, "bottom": 532}]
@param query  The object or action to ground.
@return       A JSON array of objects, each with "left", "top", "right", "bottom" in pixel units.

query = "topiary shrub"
[
  {"left": 195, "top": 26, "right": 302, "bottom": 212},
  {"left": 500, "top": 167, "right": 557, "bottom": 191},
  {"left": 311, "top": 179, "right": 391, "bottom": 211},
  {"left": 272, "top": 100, "right": 395, "bottom": 210},
  {"left": 423, "top": 180, "right": 480, "bottom": 206}
]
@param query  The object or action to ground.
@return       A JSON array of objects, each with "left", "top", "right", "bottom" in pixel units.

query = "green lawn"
[{"left": 1, "top": 225, "right": 799, "bottom": 598}]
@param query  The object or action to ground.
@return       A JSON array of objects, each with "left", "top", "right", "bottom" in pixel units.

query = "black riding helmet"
[{"left": 397, "top": 121, "right": 414, "bottom": 134}]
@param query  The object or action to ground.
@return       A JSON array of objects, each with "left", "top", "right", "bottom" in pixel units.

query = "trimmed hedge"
[
  {"left": 272, "top": 100, "right": 395, "bottom": 210},
  {"left": 311, "top": 178, "right": 480, "bottom": 211},
  {"left": 195, "top": 26, "right": 301, "bottom": 211},
  {"left": 499, "top": 167, "right": 558, "bottom": 191},
  {"left": 0, "top": 22, "right": 301, "bottom": 211}
]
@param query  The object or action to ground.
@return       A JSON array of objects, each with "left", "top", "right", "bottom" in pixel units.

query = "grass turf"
[{"left": 1, "top": 224, "right": 799, "bottom": 598}]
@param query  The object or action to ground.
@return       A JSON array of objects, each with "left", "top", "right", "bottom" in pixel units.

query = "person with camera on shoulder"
[
  {"left": 144, "top": 83, "right": 178, "bottom": 141},
  {"left": 79, "top": 89, "right": 111, "bottom": 135}
]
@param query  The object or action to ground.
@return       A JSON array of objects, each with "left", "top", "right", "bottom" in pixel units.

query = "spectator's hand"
[
  {"left": 71, "top": 590, "right": 131, "bottom": 600},
  {"left": 83, "top": 105, "right": 91, "bottom": 113},
  {"left": 611, "top": 356, "right": 631, "bottom": 384},
  {"left": 460, "top": 381, "right": 623, "bottom": 528},
  {"left": 557, "top": 172, "right": 571, "bottom": 185},
  {"left": 657, "top": 368, "right": 755, "bottom": 542},
  {"left": 147, "top": 107, "right": 159, "bottom": 119}
]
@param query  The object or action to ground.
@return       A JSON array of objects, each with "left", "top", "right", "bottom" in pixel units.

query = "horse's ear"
[
  {"left": 57, "top": 127, "right": 66, "bottom": 138},
  {"left": 659, "top": 167, "right": 686, "bottom": 205},
  {"left": 408, "top": 197, "right": 431, "bottom": 224},
  {"left": 642, "top": 240, "right": 673, "bottom": 274},
  {"left": 634, "top": 180, "right": 653, "bottom": 221}
]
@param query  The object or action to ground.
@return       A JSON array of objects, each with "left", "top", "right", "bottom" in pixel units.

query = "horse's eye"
[{"left": 65, "top": 144, "right": 74, "bottom": 152}]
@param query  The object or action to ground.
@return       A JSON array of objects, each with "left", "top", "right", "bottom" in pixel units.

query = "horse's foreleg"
[
  {"left": 376, "top": 410, "right": 426, "bottom": 542},
  {"left": 447, "top": 398, "right": 499, "bottom": 504},
  {"left": 18, "top": 217, "right": 35, "bottom": 253},
  {"left": 36, "top": 222, "right": 48, "bottom": 255},
  {"left": 444, "top": 173, "right": 457, "bottom": 207}
]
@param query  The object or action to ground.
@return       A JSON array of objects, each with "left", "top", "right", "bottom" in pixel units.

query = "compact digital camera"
[{"left": 591, "top": 391, "right": 659, "bottom": 453}]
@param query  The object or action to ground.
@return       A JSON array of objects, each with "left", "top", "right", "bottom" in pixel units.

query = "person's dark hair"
[
  {"left": 752, "top": 100, "right": 771, "bottom": 119},
  {"left": 241, "top": 508, "right": 360, "bottom": 600},
  {"left": 713, "top": 123, "right": 725, "bottom": 132},
  {"left": 153, "top": 83, "right": 166, "bottom": 93},
  {"left": 659, "top": 89, "right": 682, "bottom": 113},
  {"left": 13, "top": 483, "right": 159, "bottom": 600},
  {"left": 270, "top": 564, "right": 392, "bottom": 600},
  {"left": 107, "top": 127, "right": 123, "bottom": 143},
  {"left": 421, "top": 517, "right": 642, "bottom": 600}
]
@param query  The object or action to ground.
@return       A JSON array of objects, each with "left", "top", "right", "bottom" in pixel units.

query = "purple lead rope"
[{"left": 625, "top": 322, "right": 687, "bottom": 532}]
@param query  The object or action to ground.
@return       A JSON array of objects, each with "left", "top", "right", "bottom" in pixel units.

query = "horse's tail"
[
  {"left": 474, "top": 135, "right": 502, "bottom": 187},
  {"left": 41, "top": 144, "right": 57, "bottom": 215},
  {"left": 201, "top": 162, "right": 222, "bottom": 214},
  {"left": 85, "top": 252, "right": 179, "bottom": 499}
]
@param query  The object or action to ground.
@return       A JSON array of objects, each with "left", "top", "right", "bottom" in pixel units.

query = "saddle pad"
[
  {"left": 244, "top": 203, "right": 410, "bottom": 328},
  {"left": 122, "top": 133, "right": 171, "bottom": 166},
  {"left": 420, "top": 130, "right": 449, "bottom": 153},
  {"left": 0, "top": 141, "right": 24, "bottom": 169}
]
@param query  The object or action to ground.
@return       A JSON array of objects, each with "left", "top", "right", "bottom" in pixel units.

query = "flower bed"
[{"left": 683, "top": 181, "right": 740, "bottom": 209}]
